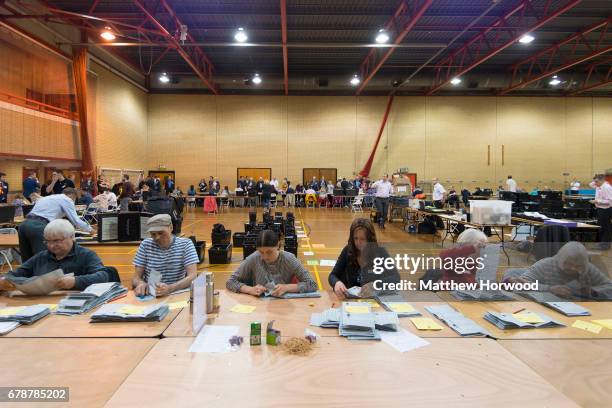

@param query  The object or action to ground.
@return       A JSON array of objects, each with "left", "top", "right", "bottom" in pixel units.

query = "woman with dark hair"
[
  {"left": 226, "top": 230, "right": 317, "bottom": 297},
  {"left": 329, "top": 218, "right": 400, "bottom": 298}
]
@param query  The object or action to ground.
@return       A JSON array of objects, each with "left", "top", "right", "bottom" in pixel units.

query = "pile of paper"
[
  {"left": 339, "top": 302, "right": 378, "bottom": 340},
  {"left": 0, "top": 304, "right": 51, "bottom": 324},
  {"left": 483, "top": 310, "right": 565, "bottom": 329},
  {"left": 57, "top": 282, "right": 127, "bottom": 315},
  {"left": 5, "top": 269, "right": 71, "bottom": 296},
  {"left": 519, "top": 291, "right": 591, "bottom": 316},
  {"left": 374, "top": 311, "right": 399, "bottom": 331},
  {"left": 451, "top": 290, "right": 515, "bottom": 301},
  {"left": 90, "top": 303, "right": 169, "bottom": 322},
  {"left": 0, "top": 321, "right": 20, "bottom": 335},
  {"left": 425, "top": 304, "right": 490, "bottom": 337},
  {"left": 375, "top": 293, "right": 421, "bottom": 317},
  {"left": 309, "top": 308, "right": 341, "bottom": 328}
]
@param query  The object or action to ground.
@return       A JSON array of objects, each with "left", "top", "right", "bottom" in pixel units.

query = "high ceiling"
[{"left": 8, "top": 0, "right": 612, "bottom": 95}]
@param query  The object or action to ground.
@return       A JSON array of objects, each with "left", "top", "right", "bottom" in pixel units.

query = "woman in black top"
[{"left": 329, "top": 218, "right": 400, "bottom": 298}]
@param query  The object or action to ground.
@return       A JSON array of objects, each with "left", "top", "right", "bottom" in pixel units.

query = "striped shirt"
[
  {"left": 226, "top": 250, "right": 317, "bottom": 293},
  {"left": 522, "top": 258, "right": 612, "bottom": 295},
  {"left": 133, "top": 236, "right": 199, "bottom": 284}
]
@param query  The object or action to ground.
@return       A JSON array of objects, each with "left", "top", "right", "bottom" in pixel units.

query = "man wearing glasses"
[{"left": 0, "top": 219, "right": 109, "bottom": 292}]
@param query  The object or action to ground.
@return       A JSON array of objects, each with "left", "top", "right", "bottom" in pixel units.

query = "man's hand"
[
  {"left": 550, "top": 285, "right": 572, "bottom": 298},
  {"left": 0, "top": 277, "right": 15, "bottom": 291},
  {"left": 155, "top": 282, "right": 173, "bottom": 297},
  {"left": 248, "top": 285, "right": 267, "bottom": 296},
  {"left": 134, "top": 281, "right": 148, "bottom": 296},
  {"left": 359, "top": 282, "right": 375, "bottom": 298},
  {"left": 55, "top": 275, "right": 75, "bottom": 290},
  {"left": 271, "top": 284, "right": 289, "bottom": 297}
]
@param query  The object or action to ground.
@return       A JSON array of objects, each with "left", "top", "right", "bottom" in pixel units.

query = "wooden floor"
[{"left": 93, "top": 206, "right": 611, "bottom": 290}]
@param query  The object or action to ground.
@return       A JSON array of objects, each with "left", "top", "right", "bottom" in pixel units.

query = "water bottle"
[{"left": 205, "top": 272, "right": 214, "bottom": 313}]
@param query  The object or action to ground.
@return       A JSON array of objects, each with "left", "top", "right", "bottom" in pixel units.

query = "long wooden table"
[
  {"left": 438, "top": 292, "right": 612, "bottom": 339},
  {"left": 164, "top": 289, "right": 459, "bottom": 338},
  {"left": 0, "top": 234, "right": 19, "bottom": 249},
  {"left": 501, "top": 339, "right": 612, "bottom": 408},
  {"left": 0, "top": 291, "right": 187, "bottom": 338},
  {"left": 0, "top": 338, "right": 156, "bottom": 408},
  {"left": 104, "top": 337, "right": 578, "bottom": 408}
]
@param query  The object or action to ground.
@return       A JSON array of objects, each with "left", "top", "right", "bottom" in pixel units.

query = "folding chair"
[
  {"left": 351, "top": 196, "right": 364, "bottom": 212},
  {"left": 0, "top": 228, "right": 19, "bottom": 272}
]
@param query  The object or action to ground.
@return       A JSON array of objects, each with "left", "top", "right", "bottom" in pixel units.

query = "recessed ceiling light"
[
  {"left": 159, "top": 72, "right": 170, "bottom": 83},
  {"left": 100, "top": 26, "right": 116, "bottom": 41},
  {"left": 252, "top": 73, "right": 262, "bottom": 85},
  {"left": 375, "top": 29, "right": 390, "bottom": 44},
  {"left": 450, "top": 77, "right": 462, "bottom": 85},
  {"left": 234, "top": 27, "right": 248, "bottom": 43},
  {"left": 519, "top": 34, "right": 535, "bottom": 44},
  {"left": 350, "top": 75, "right": 361, "bottom": 86}
]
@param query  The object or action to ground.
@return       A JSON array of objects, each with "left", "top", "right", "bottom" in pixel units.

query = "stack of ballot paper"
[
  {"left": 57, "top": 282, "right": 127, "bottom": 315},
  {"left": 5, "top": 269, "right": 72, "bottom": 296},
  {"left": 0, "top": 321, "right": 20, "bottom": 335},
  {"left": 310, "top": 308, "right": 341, "bottom": 328},
  {"left": 451, "top": 290, "right": 515, "bottom": 301},
  {"left": 375, "top": 293, "right": 421, "bottom": 317},
  {"left": 264, "top": 292, "right": 322, "bottom": 299},
  {"left": 0, "top": 304, "right": 51, "bottom": 324},
  {"left": 425, "top": 304, "right": 490, "bottom": 337},
  {"left": 483, "top": 310, "right": 565, "bottom": 329},
  {"left": 339, "top": 302, "right": 379, "bottom": 340},
  {"left": 374, "top": 311, "right": 399, "bottom": 331},
  {"left": 543, "top": 302, "right": 591, "bottom": 316},
  {"left": 90, "top": 303, "right": 169, "bottom": 322}
]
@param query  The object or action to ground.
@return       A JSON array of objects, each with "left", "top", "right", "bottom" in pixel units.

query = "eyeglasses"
[{"left": 43, "top": 237, "right": 69, "bottom": 245}]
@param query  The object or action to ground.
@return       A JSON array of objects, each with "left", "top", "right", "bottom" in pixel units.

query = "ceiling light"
[
  {"left": 350, "top": 75, "right": 361, "bottom": 86},
  {"left": 159, "top": 72, "right": 170, "bottom": 83},
  {"left": 25, "top": 158, "right": 49, "bottom": 162},
  {"left": 100, "top": 26, "right": 116, "bottom": 41},
  {"left": 450, "top": 77, "right": 462, "bottom": 85},
  {"left": 549, "top": 75, "right": 561, "bottom": 86},
  {"left": 252, "top": 73, "right": 262, "bottom": 85},
  {"left": 518, "top": 34, "right": 535, "bottom": 44},
  {"left": 375, "top": 29, "right": 390, "bottom": 44},
  {"left": 234, "top": 27, "right": 248, "bottom": 43}
]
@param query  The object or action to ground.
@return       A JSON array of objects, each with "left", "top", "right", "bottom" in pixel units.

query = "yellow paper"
[
  {"left": 410, "top": 317, "right": 443, "bottom": 331},
  {"left": 592, "top": 319, "right": 612, "bottom": 330},
  {"left": 513, "top": 311, "right": 545, "bottom": 324},
  {"left": 167, "top": 301, "right": 189, "bottom": 310},
  {"left": 119, "top": 305, "right": 147, "bottom": 315},
  {"left": 572, "top": 320, "right": 603, "bottom": 334},
  {"left": 230, "top": 304, "right": 256, "bottom": 314},
  {"left": 39, "top": 304, "right": 58, "bottom": 312},
  {"left": 356, "top": 299, "right": 381, "bottom": 308},
  {"left": 387, "top": 302, "right": 415, "bottom": 313},
  {"left": 345, "top": 305, "right": 369, "bottom": 314},
  {"left": 311, "top": 244, "right": 326, "bottom": 248},
  {"left": 0, "top": 307, "right": 25, "bottom": 316}
]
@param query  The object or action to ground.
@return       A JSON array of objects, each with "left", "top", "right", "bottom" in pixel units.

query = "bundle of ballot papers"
[
  {"left": 90, "top": 303, "right": 169, "bottom": 322},
  {"left": 57, "top": 282, "right": 127, "bottom": 315},
  {"left": 483, "top": 310, "right": 565, "bottom": 329},
  {"left": 309, "top": 308, "right": 341, "bottom": 328},
  {"left": 339, "top": 302, "right": 379, "bottom": 340},
  {"left": 375, "top": 293, "right": 421, "bottom": 317},
  {"left": 5, "top": 269, "right": 72, "bottom": 296},
  {"left": 517, "top": 292, "right": 591, "bottom": 316},
  {"left": 0, "top": 321, "right": 20, "bottom": 335},
  {"left": 451, "top": 290, "right": 515, "bottom": 301},
  {"left": 425, "top": 304, "right": 490, "bottom": 337},
  {"left": 0, "top": 304, "right": 51, "bottom": 324}
]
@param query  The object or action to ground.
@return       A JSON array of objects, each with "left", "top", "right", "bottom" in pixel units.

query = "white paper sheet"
[
  {"left": 147, "top": 269, "right": 162, "bottom": 297},
  {"left": 0, "top": 321, "right": 20, "bottom": 335},
  {"left": 303, "top": 251, "right": 315, "bottom": 256},
  {"left": 10, "top": 269, "right": 69, "bottom": 296},
  {"left": 379, "top": 328, "right": 430, "bottom": 353},
  {"left": 320, "top": 260, "right": 336, "bottom": 267},
  {"left": 188, "top": 325, "right": 240, "bottom": 353}
]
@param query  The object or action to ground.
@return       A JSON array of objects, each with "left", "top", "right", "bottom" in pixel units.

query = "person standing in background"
[
  {"left": 81, "top": 174, "right": 95, "bottom": 196},
  {"left": 591, "top": 174, "right": 612, "bottom": 251},
  {"left": 371, "top": 174, "right": 393, "bottom": 229},
  {"left": 46, "top": 170, "right": 74, "bottom": 195},
  {"left": 0, "top": 172, "right": 9, "bottom": 203},
  {"left": 120, "top": 174, "right": 135, "bottom": 212},
  {"left": 506, "top": 175, "right": 517, "bottom": 193},
  {"left": 23, "top": 171, "right": 39, "bottom": 201},
  {"left": 432, "top": 178, "right": 447, "bottom": 209},
  {"left": 570, "top": 179, "right": 581, "bottom": 195}
]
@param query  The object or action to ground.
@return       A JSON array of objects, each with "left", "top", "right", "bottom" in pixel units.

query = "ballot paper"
[
  {"left": 340, "top": 302, "right": 378, "bottom": 340},
  {"left": 56, "top": 282, "right": 127, "bottom": 315},
  {"left": 476, "top": 244, "right": 501, "bottom": 282},
  {"left": 303, "top": 251, "right": 314, "bottom": 256},
  {"left": 230, "top": 304, "right": 256, "bottom": 314},
  {"left": 572, "top": 320, "right": 602, "bottom": 334},
  {"left": 425, "top": 304, "right": 490, "bottom": 337},
  {"left": 592, "top": 319, "right": 612, "bottom": 330},
  {"left": 319, "top": 259, "right": 336, "bottom": 267},
  {"left": 90, "top": 303, "right": 169, "bottom": 322},
  {"left": 147, "top": 269, "right": 162, "bottom": 297},
  {"left": 6, "top": 269, "right": 71, "bottom": 296},
  {"left": 410, "top": 317, "right": 443, "bottom": 331},
  {"left": 483, "top": 311, "right": 565, "bottom": 329},
  {"left": 544, "top": 302, "right": 591, "bottom": 317},
  {"left": 0, "top": 321, "right": 20, "bottom": 335},
  {"left": 374, "top": 311, "right": 399, "bottom": 331},
  {"left": 380, "top": 328, "right": 430, "bottom": 353},
  {"left": 345, "top": 286, "right": 362, "bottom": 299},
  {"left": 378, "top": 300, "right": 421, "bottom": 317},
  {"left": 0, "top": 304, "right": 50, "bottom": 324},
  {"left": 310, "top": 308, "right": 341, "bottom": 328},
  {"left": 189, "top": 325, "right": 240, "bottom": 353},
  {"left": 451, "top": 290, "right": 515, "bottom": 301}
]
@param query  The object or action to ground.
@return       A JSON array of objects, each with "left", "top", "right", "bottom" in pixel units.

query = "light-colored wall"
[{"left": 148, "top": 95, "right": 612, "bottom": 191}]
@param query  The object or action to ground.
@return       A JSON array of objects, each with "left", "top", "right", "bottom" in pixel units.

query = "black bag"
[{"left": 418, "top": 218, "right": 437, "bottom": 234}]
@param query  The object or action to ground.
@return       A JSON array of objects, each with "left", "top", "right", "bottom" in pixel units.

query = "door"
[{"left": 302, "top": 168, "right": 337, "bottom": 186}]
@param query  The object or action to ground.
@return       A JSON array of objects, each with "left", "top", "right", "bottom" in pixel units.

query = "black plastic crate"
[{"left": 209, "top": 243, "right": 232, "bottom": 264}]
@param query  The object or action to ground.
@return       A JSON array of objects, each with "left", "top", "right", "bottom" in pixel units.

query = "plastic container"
[
  {"left": 208, "top": 243, "right": 233, "bottom": 264},
  {"left": 468, "top": 200, "right": 512, "bottom": 225}
]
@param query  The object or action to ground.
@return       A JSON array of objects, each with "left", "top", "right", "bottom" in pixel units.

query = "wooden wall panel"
[{"left": 593, "top": 98, "right": 612, "bottom": 174}]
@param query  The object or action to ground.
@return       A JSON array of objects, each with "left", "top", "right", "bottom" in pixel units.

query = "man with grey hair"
[
  {"left": 18, "top": 187, "right": 93, "bottom": 261},
  {"left": 0, "top": 219, "right": 109, "bottom": 292}
]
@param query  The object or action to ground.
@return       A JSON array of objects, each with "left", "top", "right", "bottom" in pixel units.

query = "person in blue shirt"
[
  {"left": 22, "top": 171, "right": 40, "bottom": 201},
  {"left": 0, "top": 172, "right": 8, "bottom": 203},
  {"left": 18, "top": 188, "right": 93, "bottom": 261}
]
